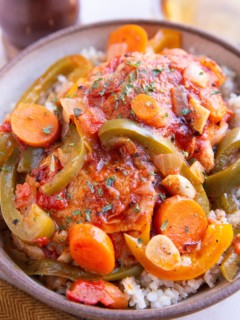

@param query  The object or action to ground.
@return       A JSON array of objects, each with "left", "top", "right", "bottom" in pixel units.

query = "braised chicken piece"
[{"left": 72, "top": 49, "right": 228, "bottom": 172}]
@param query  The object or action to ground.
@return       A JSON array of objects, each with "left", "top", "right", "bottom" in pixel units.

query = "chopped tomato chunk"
[
  {"left": 67, "top": 280, "right": 128, "bottom": 309},
  {"left": 36, "top": 191, "right": 68, "bottom": 210},
  {"left": 15, "top": 183, "right": 31, "bottom": 209}
]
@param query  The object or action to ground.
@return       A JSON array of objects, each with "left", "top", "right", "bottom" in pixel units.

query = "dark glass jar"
[{"left": 0, "top": 0, "right": 79, "bottom": 48}]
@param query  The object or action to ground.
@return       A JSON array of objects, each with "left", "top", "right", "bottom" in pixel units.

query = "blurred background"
[{"left": 0, "top": 0, "right": 240, "bottom": 67}]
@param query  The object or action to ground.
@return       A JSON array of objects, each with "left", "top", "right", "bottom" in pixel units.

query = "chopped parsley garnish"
[
  {"left": 158, "top": 193, "right": 166, "bottom": 201},
  {"left": 180, "top": 108, "right": 191, "bottom": 116},
  {"left": 92, "top": 77, "right": 103, "bottom": 89},
  {"left": 85, "top": 209, "right": 92, "bottom": 222},
  {"left": 111, "top": 92, "right": 119, "bottom": 110},
  {"left": 129, "top": 71, "right": 135, "bottom": 82},
  {"left": 99, "top": 82, "right": 110, "bottom": 96},
  {"left": 55, "top": 195, "right": 63, "bottom": 200},
  {"left": 148, "top": 82, "right": 156, "bottom": 92},
  {"left": 74, "top": 108, "right": 82, "bottom": 118},
  {"left": 106, "top": 176, "right": 116, "bottom": 187},
  {"left": 199, "top": 71, "right": 204, "bottom": 75},
  {"left": 42, "top": 125, "right": 53, "bottom": 135},
  {"left": 160, "top": 220, "right": 168, "bottom": 231},
  {"left": 98, "top": 187, "right": 103, "bottom": 197},
  {"left": 99, "top": 89, "right": 106, "bottom": 96},
  {"left": 211, "top": 90, "right": 221, "bottom": 95},
  {"left": 127, "top": 60, "right": 141, "bottom": 67},
  {"left": 152, "top": 68, "right": 165, "bottom": 76},
  {"left": 72, "top": 210, "right": 82, "bottom": 216},
  {"left": 143, "top": 82, "right": 156, "bottom": 95},
  {"left": 102, "top": 204, "right": 113, "bottom": 213},
  {"left": 185, "top": 226, "right": 189, "bottom": 234},
  {"left": 137, "top": 238, "right": 143, "bottom": 244},
  {"left": 120, "top": 83, "right": 134, "bottom": 103},
  {"left": 66, "top": 216, "right": 72, "bottom": 224},
  {"left": 86, "top": 181, "right": 94, "bottom": 193},
  {"left": 134, "top": 203, "right": 140, "bottom": 213}
]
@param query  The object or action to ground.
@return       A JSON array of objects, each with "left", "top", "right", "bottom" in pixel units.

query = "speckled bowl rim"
[{"left": 0, "top": 19, "right": 240, "bottom": 320}]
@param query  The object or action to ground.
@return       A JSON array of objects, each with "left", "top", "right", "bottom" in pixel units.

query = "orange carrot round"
[
  {"left": 11, "top": 103, "right": 59, "bottom": 147},
  {"left": 154, "top": 195, "right": 208, "bottom": 254},
  {"left": 108, "top": 24, "right": 148, "bottom": 53},
  {"left": 69, "top": 223, "right": 115, "bottom": 275},
  {"left": 131, "top": 94, "right": 166, "bottom": 127}
]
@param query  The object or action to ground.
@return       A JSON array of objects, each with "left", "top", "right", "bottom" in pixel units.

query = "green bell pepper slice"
[
  {"left": 0, "top": 150, "right": 55, "bottom": 242},
  {"left": 214, "top": 193, "right": 239, "bottom": 214},
  {"left": 7, "top": 248, "right": 143, "bottom": 281},
  {"left": 221, "top": 247, "right": 240, "bottom": 282},
  {"left": 215, "top": 127, "right": 240, "bottom": 172},
  {"left": 204, "top": 158, "right": 240, "bottom": 198},
  {"left": 99, "top": 119, "right": 210, "bottom": 213},
  {"left": 17, "top": 147, "right": 44, "bottom": 173},
  {"left": 18, "top": 55, "right": 92, "bottom": 104},
  {"left": 205, "top": 127, "right": 240, "bottom": 206},
  {"left": 41, "top": 125, "right": 87, "bottom": 195},
  {"left": 0, "top": 132, "right": 17, "bottom": 167}
]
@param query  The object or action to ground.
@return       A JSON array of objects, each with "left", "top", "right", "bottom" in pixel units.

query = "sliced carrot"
[
  {"left": 131, "top": 94, "right": 167, "bottom": 127},
  {"left": 11, "top": 103, "right": 59, "bottom": 147},
  {"left": 154, "top": 195, "right": 208, "bottom": 254},
  {"left": 108, "top": 24, "right": 148, "bottom": 53},
  {"left": 69, "top": 223, "right": 115, "bottom": 275}
]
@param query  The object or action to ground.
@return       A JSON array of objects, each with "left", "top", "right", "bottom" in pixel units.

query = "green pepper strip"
[
  {"left": 0, "top": 132, "right": 17, "bottom": 167},
  {"left": 18, "top": 55, "right": 92, "bottom": 104},
  {"left": 17, "top": 147, "right": 44, "bottom": 173},
  {"left": 10, "top": 253, "right": 143, "bottom": 281},
  {"left": 41, "top": 125, "right": 87, "bottom": 195},
  {"left": 215, "top": 127, "right": 240, "bottom": 172},
  {"left": 0, "top": 150, "right": 55, "bottom": 242},
  {"left": 214, "top": 193, "right": 239, "bottom": 215},
  {"left": 99, "top": 119, "right": 210, "bottom": 213},
  {"left": 204, "top": 158, "right": 240, "bottom": 198},
  {"left": 16, "top": 55, "right": 92, "bottom": 173},
  {"left": 221, "top": 247, "right": 240, "bottom": 282}
]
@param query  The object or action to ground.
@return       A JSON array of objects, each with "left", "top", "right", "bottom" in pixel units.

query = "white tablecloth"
[{"left": 0, "top": 0, "right": 239, "bottom": 318}]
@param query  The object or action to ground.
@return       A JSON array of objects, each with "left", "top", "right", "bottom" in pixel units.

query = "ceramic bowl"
[{"left": 0, "top": 20, "right": 240, "bottom": 320}]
